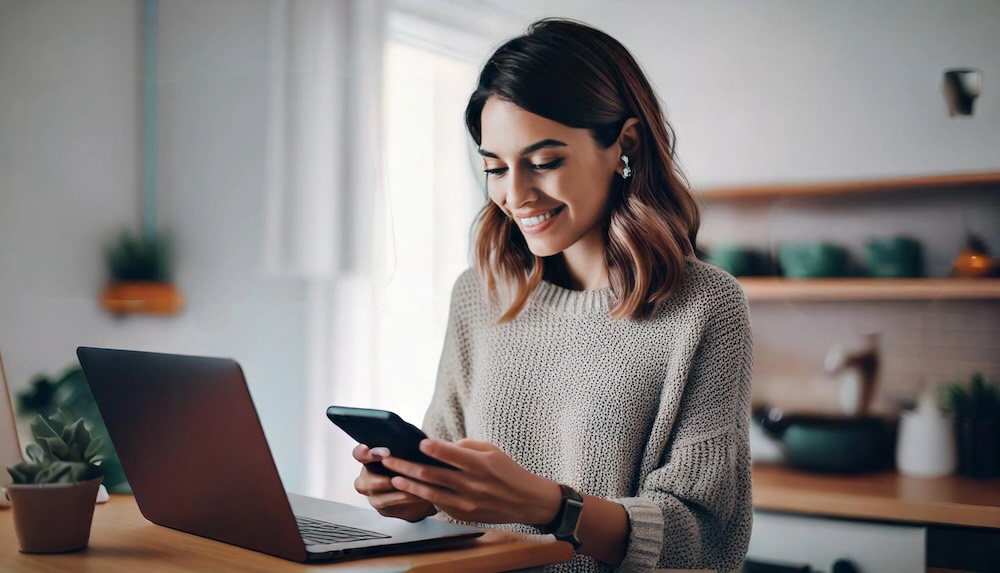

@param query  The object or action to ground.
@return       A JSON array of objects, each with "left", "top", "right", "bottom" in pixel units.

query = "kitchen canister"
[{"left": 895, "top": 388, "right": 957, "bottom": 478}]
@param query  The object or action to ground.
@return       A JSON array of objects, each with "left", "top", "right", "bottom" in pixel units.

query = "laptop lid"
[
  {"left": 0, "top": 352, "right": 24, "bottom": 488},
  {"left": 77, "top": 347, "right": 309, "bottom": 562},
  {"left": 76, "top": 346, "right": 483, "bottom": 563}
]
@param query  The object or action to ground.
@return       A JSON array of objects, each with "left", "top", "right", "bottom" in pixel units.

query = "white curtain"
[
  {"left": 264, "top": 0, "right": 389, "bottom": 500},
  {"left": 264, "top": 0, "right": 519, "bottom": 504}
]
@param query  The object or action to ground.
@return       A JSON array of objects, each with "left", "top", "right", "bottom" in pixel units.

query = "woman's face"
[{"left": 479, "top": 97, "right": 620, "bottom": 258}]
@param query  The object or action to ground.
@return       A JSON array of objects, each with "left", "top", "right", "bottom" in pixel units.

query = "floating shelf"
[
  {"left": 698, "top": 171, "right": 1000, "bottom": 201},
  {"left": 100, "top": 282, "right": 184, "bottom": 315},
  {"left": 739, "top": 278, "right": 1000, "bottom": 301}
]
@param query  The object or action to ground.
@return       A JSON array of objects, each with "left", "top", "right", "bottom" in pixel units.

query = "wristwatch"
[{"left": 541, "top": 484, "right": 584, "bottom": 549}]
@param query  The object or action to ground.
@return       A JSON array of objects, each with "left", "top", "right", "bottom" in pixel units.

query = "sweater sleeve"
[
  {"left": 421, "top": 271, "right": 473, "bottom": 442},
  {"left": 613, "top": 281, "right": 754, "bottom": 573}
]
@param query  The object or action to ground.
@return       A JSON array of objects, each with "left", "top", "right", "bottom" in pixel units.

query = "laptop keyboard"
[{"left": 295, "top": 515, "right": 390, "bottom": 546}]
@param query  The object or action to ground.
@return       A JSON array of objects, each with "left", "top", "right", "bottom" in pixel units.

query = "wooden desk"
[{"left": 0, "top": 496, "right": 573, "bottom": 572}]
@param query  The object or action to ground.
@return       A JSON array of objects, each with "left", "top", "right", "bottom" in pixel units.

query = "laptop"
[{"left": 76, "top": 346, "right": 483, "bottom": 563}]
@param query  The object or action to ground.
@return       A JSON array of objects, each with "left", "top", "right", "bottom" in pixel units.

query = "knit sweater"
[{"left": 422, "top": 256, "right": 753, "bottom": 573}]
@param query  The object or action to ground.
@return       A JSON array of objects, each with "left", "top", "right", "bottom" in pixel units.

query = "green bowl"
[
  {"left": 778, "top": 243, "right": 848, "bottom": 278},
  {"left": 708, "top": 245, "right": 763, "bottom": 277},
  {"left": 864, "top": 236, "right": 924, "bottom": 278}
]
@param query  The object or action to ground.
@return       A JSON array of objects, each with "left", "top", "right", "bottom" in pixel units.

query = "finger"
[
  {"left": 454, "top": 438, "right": 495, "bottom": 452},
  {"left": 381, "top": 456, "right": 462, "bottom": 489},
  {"left": 352, "top": 444, "right": 371, "bottom": 463},
  {"left": 391, "top": 476, "right": 473, "bottom": 514},
  {"left": 354, "top": 472, "right": 395, "bottom": 495},
  {"left": 353, "top": 444, "right": 392, "bottom": 464},
  {"left": 369, "top": 490, "right": 426, "bottom": 511},
  {"left": 418, "top": 438, "right": 484, "bottom": 470}
]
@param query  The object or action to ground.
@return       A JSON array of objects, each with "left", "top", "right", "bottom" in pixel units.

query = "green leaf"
[
  {"left": 84, "top": 436, "right": 105, "bottom": 461},
  {"left": 7, "top": 462, "right": 41, "bottom": 484},
  {"left": 51, "top": 408, "right": 75, "bottom": 431},
  {"left": 39, "top": 436, "right": 69, "bottom": 459},
  {"left": 37, "top": 462, "right": 74, "bottom": 484},
  {"left": 30, "top": 414, "right": 59, "bottom": 441},
  {"left": 60, "top": 418, "right": 82, "bottom": 445},
  {"left": 72, "top": 418, "right": 92, "bottom": 448},
  {"left": 25, "top": 443, "right": 46, "bottom": 464}
]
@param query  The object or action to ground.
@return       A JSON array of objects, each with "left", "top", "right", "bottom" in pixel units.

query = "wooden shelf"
[
  {"left": 739, "top": 278, "right": 1000, "bottom": 301},
  {"left": 753, "top": 463, "right": 1000, "bottom": 529},
  {"left": 698, "top": 170, "right": 1000, "bottom": 201}
]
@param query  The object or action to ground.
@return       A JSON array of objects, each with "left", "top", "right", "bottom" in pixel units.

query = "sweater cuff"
[{"left": 612, "top": 496, "right": 664, "bottom": 572}]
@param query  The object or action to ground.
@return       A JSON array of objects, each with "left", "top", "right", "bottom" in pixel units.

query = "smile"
[{"left": 520, "top": 206, "right": 565, "bottom": 228}]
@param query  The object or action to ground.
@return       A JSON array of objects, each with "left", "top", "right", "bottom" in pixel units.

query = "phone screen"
[{"left": 326, "top": 406, "right": 456, "bottom": 471}]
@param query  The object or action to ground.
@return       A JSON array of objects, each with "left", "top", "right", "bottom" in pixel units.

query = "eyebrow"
[{"left": 478, "top": 138, "right": 568, "bottom": 159}]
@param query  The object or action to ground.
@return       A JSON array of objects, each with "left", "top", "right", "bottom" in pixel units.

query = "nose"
[{"left": 505, "top": 167, "right": 536, "bottom": 210}]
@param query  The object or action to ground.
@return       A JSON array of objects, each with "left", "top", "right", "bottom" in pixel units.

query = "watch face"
[{"left": 553, "top": 485, "right": 584, "bottom": 548}]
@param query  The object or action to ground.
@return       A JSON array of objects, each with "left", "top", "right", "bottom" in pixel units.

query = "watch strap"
[{"left": 541, "top": 484, "right": 584, "bottom": 549}]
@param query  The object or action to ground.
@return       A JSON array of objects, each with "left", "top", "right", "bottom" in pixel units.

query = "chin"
[{"left": 524, "top": 239, "right": 565, "bottom": 258}]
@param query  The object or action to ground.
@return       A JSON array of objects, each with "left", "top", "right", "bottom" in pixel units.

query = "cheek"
[{"left": 487, "top": 185, "right": 505, "bottom": 210}]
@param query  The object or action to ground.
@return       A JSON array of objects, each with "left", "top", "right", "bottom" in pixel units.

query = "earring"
[{"left": 620, "top": 155, "right": 632, "bottom": 180}]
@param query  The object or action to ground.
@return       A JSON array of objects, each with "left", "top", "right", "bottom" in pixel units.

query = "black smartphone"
[{"left": 326, "top": 406, "right": 457, "bottom": 474}]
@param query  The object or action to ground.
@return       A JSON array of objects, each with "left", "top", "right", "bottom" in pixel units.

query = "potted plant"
[
  {"left": 945, "top": 372, "right": 1000, "bottom": 478},
  {"left": 5, "top": 408, "right": 104, "bottom": 553},
  {"left": 17, "top": 364, "right": 128, "bottom": 493},
  {"left": 100, "top": 229, "right": 184, "bottom": 315}
]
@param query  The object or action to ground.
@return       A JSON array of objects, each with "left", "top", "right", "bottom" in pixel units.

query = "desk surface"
[{"left": 1, "top": 496, "right": 573, "bottom": 572}]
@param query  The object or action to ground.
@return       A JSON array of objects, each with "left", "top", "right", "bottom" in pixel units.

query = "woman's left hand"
[{"left": 379, "top": 438, "right": 561, "bottom": 526}]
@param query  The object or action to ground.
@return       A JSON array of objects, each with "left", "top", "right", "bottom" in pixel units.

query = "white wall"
[
  {"left": 396, "top": 0, "right": 1000, "bottom": 187},
  {"left": 0, "top": 0, "right": 309, "bottom": 491}
]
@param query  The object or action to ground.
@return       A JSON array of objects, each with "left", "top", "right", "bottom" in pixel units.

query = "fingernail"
[{"left": 371, "top": 447, "right": 390, "bottom": 459}]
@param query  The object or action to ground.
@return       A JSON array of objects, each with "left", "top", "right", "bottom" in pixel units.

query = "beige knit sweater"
[{"left": 422, "top": 257, "right": 753, "bottom": 573}]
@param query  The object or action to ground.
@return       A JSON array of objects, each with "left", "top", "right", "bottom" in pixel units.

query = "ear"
[{"left": 617, "top": 118, "right": 641, "bottom": 158}]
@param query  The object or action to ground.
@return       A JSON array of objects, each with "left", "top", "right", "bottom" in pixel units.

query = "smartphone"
[{"left": 326, "top": 406, "right": 457, "bottom": 473}]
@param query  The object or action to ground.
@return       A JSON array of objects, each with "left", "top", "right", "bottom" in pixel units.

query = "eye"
[
  {"left": 531, "top": 159, "right": 564, "bottom": 171},
  {"left": 483, "top": 166, "right": 508, "bottom": 177}
]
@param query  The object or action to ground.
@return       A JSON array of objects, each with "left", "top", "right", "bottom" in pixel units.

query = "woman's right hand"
[{"left": 352, "top": 444, "right": 436, "bottom": 522}]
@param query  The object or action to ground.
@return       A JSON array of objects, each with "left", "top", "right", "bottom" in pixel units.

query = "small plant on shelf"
[
  {"left": 944, "top": 372, "right": 1000, "bottom": 478},
  {"left": 100, "top": 229, "right": 184, "bottom": 315},
  {"left": 105, "top": 230, "right": 172, "bottom": 282}
]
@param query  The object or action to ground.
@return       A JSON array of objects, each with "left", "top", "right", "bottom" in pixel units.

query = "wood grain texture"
[
  {"left": 698, "top": 171, "right": 1000, "bottom": 201},
  {"left": 738, "top": 278, "right": 1000, "bottom": 301},
  {"left": 0, "top": 496, "right": 573, "bottom": 573},
  {"left": 753, "top": 463, "right": 1000, "bottom": 529}
]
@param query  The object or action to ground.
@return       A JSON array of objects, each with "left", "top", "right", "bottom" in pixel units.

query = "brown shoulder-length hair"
[{"left": 465, "top": 18, "right": 700, "bottom": 322}]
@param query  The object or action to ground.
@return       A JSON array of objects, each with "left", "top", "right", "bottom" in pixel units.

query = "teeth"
[{"left": 521, "top": 207, "right": 561, "bottom": 227}]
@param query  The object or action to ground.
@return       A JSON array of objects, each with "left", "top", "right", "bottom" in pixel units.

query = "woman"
[{"left": 353, "top": 18, "right": 753, "bottom": 573}]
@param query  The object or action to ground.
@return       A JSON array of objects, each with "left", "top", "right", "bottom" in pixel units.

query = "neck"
[{"left": 557, "top": 231, "right": 609, "bottom": 291}]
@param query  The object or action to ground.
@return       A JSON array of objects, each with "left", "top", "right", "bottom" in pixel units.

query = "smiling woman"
[{"left": 350, "top": 18, "right": 753, "bottom": 573}]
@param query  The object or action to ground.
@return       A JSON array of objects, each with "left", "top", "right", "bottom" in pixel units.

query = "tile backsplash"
[{"left": 748, "top": 300, "right": 1000, "bottom": 415}]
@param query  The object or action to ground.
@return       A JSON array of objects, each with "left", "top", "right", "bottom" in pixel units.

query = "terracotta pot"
[{"left": 6, "top": 477, "right": 102, "bottom": 553}]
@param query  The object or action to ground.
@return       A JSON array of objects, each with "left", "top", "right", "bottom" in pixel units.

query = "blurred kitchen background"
[{"left": 1, "top": 1, "right": 998, "bottom": 571}]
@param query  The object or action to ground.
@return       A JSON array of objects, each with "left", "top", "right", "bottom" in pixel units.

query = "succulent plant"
[
  {"left": 945, "top": 372, "right": 1000, "bottom": 420},
  {"left": 7, "top": 409, "right": 104, "bottom": 485},
  {"left": 16, "top": 365, "right": 127, "bottom": 491},
  {"left": 105, "top": 230, "right": 172, "bottom": 282}
]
